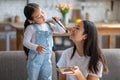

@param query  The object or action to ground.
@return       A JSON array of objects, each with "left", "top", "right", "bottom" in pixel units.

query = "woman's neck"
[{"left": 75, "top": 41, "right": 84, "bottom": 56}]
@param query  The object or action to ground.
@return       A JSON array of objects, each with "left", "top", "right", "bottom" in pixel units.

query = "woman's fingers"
[{"left": 67, "top": 66, "right": 80, "bottom": 75}]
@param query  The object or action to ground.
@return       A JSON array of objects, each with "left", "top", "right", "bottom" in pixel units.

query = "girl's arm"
[
  {"left": 49, "top": 17, "right": 66, "bottom": 34},
  {"left": 23, "top": 25, "right": 38, "bottom": 51},
  {"left": 49, "top": 22, "right": 66, "bottom": 34}
]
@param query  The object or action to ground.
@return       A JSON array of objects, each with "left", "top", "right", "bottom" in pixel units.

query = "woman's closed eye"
[
  {"left": 75, "top": 27, "right": 80, "bottom": 30},
  {"left": 74, "top": 25, "right": 81, "bottom": 30},
  {"left": 74, "top": 26, "right": 80, "bottom": 30}
]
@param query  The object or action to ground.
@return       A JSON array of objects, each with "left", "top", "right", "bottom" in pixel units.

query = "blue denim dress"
[{"left": 27, "top": 24, "right": 53, "bottom": 80}]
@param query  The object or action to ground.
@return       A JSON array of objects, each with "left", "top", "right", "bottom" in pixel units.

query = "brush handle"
[{"left": 52, "top": 17, "right": 67, "bottom": 30}]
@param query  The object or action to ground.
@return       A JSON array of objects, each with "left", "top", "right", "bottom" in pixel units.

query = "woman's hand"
[
  {"left": 36, "top": 46, "right": 46, "bottom": 54},
  {"left": 68, "top": 66, "right": 81, "bottom": 76},
  {"left": 67, "top": 66, "right": 86, "bottom": 80}
]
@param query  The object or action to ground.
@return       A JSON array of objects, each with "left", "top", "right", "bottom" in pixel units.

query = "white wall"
[
  {"left": 119, "top": 1, "right": 120, "bottom": 21},
  {"left": 74, "top": 0, "right": 120, "bottom": 22},
  {"left": 0, "top": 0, "right": 26, "bottom": 22},
  {"left": 0, "top": 0, "right": 119, "bottom": 22}
]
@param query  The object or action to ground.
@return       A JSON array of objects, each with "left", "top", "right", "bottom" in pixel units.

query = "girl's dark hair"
[
  {"left": 71, "top": 20, "right": 108, "bottom": 74},
  {"left": 23, "top": 3, "right": 39, "bottom": 56}
]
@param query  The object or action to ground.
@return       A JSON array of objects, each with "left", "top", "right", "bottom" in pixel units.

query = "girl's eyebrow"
[
  {"left": 34, "top": 15, "right": 40, "bottom": 18},
  {"left": 39, "top": 7, "right": 42, "bottom": 11},
  {"left": 34, "top": 11, "right": 42, "bottom": 18}
]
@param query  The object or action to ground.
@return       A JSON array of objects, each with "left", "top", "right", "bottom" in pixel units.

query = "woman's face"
[
  {"left": 70, "top": 21, "right": 87, "bottom": 42},
  {"left": 32, "top": 7, "right": 46, "bottom": 24}
]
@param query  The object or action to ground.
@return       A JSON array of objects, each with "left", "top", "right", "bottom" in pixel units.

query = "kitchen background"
[
  {"left": 0, "top": 0, "right": 120, "bottom": 22},
  {"left": 0, "top": 0, "right": 120, "bottom": 51}
]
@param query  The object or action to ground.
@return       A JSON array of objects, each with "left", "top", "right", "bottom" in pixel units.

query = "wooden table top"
[
  {"left": 1, "top": 22, "right": 120, "bottom": 36},
  {"left": 1, "top": 21, "right": 120, "bottom": 49},
  {"left": 1, "top": 22, "right": 120, "bottom": 29}
]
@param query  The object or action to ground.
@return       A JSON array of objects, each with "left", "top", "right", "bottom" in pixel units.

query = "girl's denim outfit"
[{"left": 27, "top": 24, "right": 53, "bottom": 80}]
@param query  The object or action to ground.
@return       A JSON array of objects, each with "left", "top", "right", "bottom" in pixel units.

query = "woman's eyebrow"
[{"left": 75, "top": 25, "right": 80, "bottom": 27}]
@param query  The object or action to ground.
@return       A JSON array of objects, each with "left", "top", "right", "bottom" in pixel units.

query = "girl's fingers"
[
  {"left": 38, "top": 46, "right": 46, "bottom": 54},
  {"left": 41, "top": 48, "right": 46, "bottom": 53}
]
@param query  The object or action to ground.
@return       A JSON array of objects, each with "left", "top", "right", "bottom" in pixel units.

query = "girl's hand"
[{"left": 36, "top": 46, "right": 46, "bottom": 54}]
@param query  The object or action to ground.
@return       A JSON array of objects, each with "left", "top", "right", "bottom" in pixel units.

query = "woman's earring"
[
  {"left": 83, "top": 34, "right": 87, "bottom": 40},
  {"left": 83, "top": 38, "right": 85, "bottom": 40}
]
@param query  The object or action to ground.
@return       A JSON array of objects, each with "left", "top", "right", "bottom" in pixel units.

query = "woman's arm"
[
  {"left": 87, "top": 61, "right": 103, "bottom": 80},
  {"left": 68, "top": 66, "right": 99, "bottom": 80},
  {"left": 68, "top": 66, "right": 86, "bottom": 80},
  {"left": 87, "top": 75, "right": 99, "bottom": 80},
  {"left": 77, "top": 74, "right": 99, "bottom": 80},
  {"left": 58, "top": 74, "right": 66, "bottom": 80}
]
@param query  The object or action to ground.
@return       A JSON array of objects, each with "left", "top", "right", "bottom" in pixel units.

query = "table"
[
  {"left": 1, "top": 22, "right": 120, "bottom": 50},
  {"left": 9, "top": 23, "right": 24, "bottom": 50},
  {"left": 0, "top": 22, "right": 24, "bottom": 50},
  {"left": 96, "top": 22, "right": 120, "bottom": 48}
]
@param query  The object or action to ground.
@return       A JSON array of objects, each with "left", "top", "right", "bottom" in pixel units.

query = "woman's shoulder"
[
  {"left": 62, "top": 47, "right": 74, "bottom": 55},
  {"left": 65, "top": 47, "right": 73, "bottom": 51}
]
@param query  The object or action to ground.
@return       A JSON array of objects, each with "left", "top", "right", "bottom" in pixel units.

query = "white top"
[
  {"left": 57, "top": 47, "right": 103, "bottom": 80},
  {"left": 23, "top": 23, "right": 65, "bottom": 51}
]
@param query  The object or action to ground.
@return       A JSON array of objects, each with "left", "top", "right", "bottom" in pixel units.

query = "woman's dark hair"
[
  {"left": 71, "top": 20, "right": 108, "bottom": 74},
  {"left": 23, "top": 3, "right": 39, "bottom": 56}
]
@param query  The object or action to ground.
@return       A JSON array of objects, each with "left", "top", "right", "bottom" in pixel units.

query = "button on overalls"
[{"left": 27, "top": 24, "right": 53, "bottom": 80}]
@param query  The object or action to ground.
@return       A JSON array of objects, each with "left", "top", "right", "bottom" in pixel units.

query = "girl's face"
[
  {"left": 70, "top": 21, "right": 87, "bottom": 42},
  {"left": 32, "top": 7, "right": 46, "bottom": 24}
]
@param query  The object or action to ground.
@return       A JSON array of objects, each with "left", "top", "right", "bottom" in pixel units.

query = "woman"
[{"left": 57, "top": 20, "right": 108, "bottom": 80}]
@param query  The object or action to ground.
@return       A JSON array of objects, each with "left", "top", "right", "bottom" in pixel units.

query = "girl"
[
  {"left": 57, "top": 20, "right": 108, "bottom": 80},
  {"left": 23, "top": 3, "right": 65, "bottom": 80}
]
